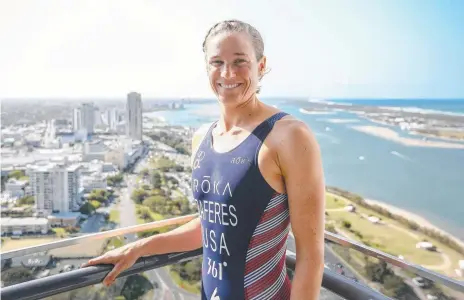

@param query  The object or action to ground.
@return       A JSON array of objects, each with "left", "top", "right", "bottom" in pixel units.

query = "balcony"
[{"left": 1, "top": 214, "right": 463, "bottom": 300}]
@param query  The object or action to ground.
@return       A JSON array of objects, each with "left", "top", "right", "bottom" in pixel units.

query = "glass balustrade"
[{"left": 1, "top": 216, "right": 463, "bottom": 300}]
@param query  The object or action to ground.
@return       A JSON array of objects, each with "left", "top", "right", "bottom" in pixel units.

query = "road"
[
  {"left": 119, "top": 150, "right": 199, "bottom": 300},
  {"left": 80, "top": 213, "right": 106, "bottom": 233}
]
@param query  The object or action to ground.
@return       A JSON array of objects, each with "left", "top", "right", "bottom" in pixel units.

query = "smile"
[{"left": 218, "top": 83, "right": 242, "bottom": 89}]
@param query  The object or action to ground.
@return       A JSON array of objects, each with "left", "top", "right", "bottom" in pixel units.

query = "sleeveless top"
[{"left": 191, "top": 112, "right": 291, "bottom": 300}]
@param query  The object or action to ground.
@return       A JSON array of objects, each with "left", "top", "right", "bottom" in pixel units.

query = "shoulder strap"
[
  {"left": 252, "top": 112, "right": 288, "bottom": 141},
  {"left": 252, "top": 112, "right": 288, "bottom": 163},
  {"left": 191, "top": 121, "right": 217, "bottom": 164}
]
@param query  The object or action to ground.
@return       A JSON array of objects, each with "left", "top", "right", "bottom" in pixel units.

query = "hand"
[{"left": 82, "top": 243, "right": 141, "bottom": 286}]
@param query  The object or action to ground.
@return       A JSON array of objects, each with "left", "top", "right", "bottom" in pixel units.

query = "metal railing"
[
  {"left": 2, "top": 214, "right": 463, "bottom": 293},
  {"left": 1, "top": 249, "right": 391, "bottom": 300},
  {"left": 0, "top": 214, "right": 197, "bottom": 260}
]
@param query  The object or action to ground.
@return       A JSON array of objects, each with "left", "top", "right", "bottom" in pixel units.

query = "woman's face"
[{"left": 205, "top": 31, "right": 266, "bottom": 105}]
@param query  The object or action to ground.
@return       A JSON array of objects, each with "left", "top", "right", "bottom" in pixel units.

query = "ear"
[{"left": 259, "top": 56, "right": 267, "bottom": 76}]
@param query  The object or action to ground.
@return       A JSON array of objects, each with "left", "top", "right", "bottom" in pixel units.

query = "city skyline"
[{"left": 2, "top": 0, "right": 464, "bottom": 99}]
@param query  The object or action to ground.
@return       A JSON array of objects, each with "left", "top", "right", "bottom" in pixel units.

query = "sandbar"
[{"left": 352, "top": 125, "right": 464, "bottom": 149}]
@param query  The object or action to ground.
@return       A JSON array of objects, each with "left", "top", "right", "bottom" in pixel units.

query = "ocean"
[{"left": 145, "top": 98, "right": 464, "bottom": 239}]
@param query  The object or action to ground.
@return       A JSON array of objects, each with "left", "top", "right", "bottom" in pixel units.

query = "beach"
[
  {"left": 352, "top": 125, "right": 464, "bottom": 149},
  {"left": 299, "top": 108, "right": 336, "bottom": 115},
  {"left": 323, "top": 118, "right": 360, "bottom": 124},
  {"left": 364, "top": 198, "right": 464, "bottom": 249}
]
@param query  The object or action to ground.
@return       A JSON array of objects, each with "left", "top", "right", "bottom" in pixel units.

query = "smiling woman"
[
  {"left": 84, "top": 19, "right": 325, "bottom": 300},
  {"left": 202, "top": 20, "right": 269, "bottom": 100}
]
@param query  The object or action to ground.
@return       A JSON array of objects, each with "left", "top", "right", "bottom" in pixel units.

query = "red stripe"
[
  {"left": 248, "top": 220, "right": 289, "bottom": 248},
  {"left": 244, "top": 252, "right": 287, "bottom": 299},
  {"left": 259, "top": 200, "right": 288, "bottom": 224},
  {"left": 245, "top": 235, "right": 287, "bottom": 274},
  {"left": 272, "top": 277, "right": 291, "bottom": 300},
  {"left": 243, "top": 192, "right": 291, "bottom": 299}
]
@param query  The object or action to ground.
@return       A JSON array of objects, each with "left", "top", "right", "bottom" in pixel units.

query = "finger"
[
  {"left": 103, "top": 262, "right": 126, "bottom": 286},
  {"left": 82, "top": 256, "right": 112, "bottom": 268}
]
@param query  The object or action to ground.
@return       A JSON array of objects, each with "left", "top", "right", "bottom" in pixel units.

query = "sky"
[{"left": 1, "top": 0, "right": 463, "bottom": 99}]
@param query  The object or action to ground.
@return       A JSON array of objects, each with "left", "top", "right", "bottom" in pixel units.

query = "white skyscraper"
[
  {"left": 29, "top": 163, "right": 81, "bottom": 215},
  {"left": 105, "top": 108, "right": 119, "bottom": 131},
  {"left": 126, "top": 92, "right": 143, "bottom": 140},
  {"left": 72, "top": 103, "right": 96, "bottom": 134},
  {"left": 73, "top": 108, "right": 82, "bottom": 131}
]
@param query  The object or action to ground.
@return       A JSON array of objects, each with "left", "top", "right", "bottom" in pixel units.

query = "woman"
[{"left": 84, "top": 19, "right": 325, "bottom": 300}]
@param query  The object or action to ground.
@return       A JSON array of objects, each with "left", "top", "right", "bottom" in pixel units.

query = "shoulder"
[
  {"left": 192, "top": 122, "right": 215, "bottom": 145},
  {"left": 271, "top": 115, "right": 317, "bottom": 149},
  {"left": 191, "top": 122, "right": 215, "bottom": 156},
  {"left": 269, "top": 115, "right": 321, "bottom": 170}
]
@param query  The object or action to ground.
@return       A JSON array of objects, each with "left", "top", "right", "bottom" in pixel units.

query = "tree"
[
  {"left": 90, "top": 200, "right": 101, "bottom": 210},
  {"left": 365, "top": 260, "right": 390, "bottom": 283},
  {"left": 107, "top": 173, "right": 123, "bottom": 187},
  {"left": 120, "top": 274, "right": 154, "bottom": 300},
  {"left": 80, "top": 202, "right": 95, "bottom": 215},
  {"left": 169, "top": 177, "right": 179, "bottom": 186},
  {"left": 143, "top": 195, "right": 167, "bottom": 214},
  {"left": 1, "top": 268, "right": 34, "bottom": 286},
  {"left": 342, "top": 220, "right": 352, "bottom": 229},
  {"left": 151, "top": 172, "right": 162, "bottom": 189},
  {"left": 8, "top": 170, "right": 25, "bottom": 180},
  {"left": 131, "top": 189, "right": 148, "bottom": 204},
  {"left": 88, "top": 189, "right": 110, "bottom": 202},
  {"left": 138, "top": 207, "right": 153, "bottom": 222},
  {"left": 16, "top": 196, "right": 35, "bottom": 206},
  {"left": 140, "top": 168, "right": 150, "bottom": 177},
  {"left": 382, "top": 275, "right": 412, "bottom": 299}
]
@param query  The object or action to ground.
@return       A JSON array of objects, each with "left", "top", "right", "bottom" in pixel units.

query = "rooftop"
[{"left": 1, "top": 217, "right": 49, "bottom": 226}]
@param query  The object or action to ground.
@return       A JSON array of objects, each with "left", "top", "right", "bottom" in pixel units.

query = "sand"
[
  {"left": 364, "top": 198, "right": 464, "bottom": 249},
  {"left": 324, "top": 118, "right": 360, "bottom": 124},
  {"left": 352, "top": 125, "right": 464, "bottom": 149}
]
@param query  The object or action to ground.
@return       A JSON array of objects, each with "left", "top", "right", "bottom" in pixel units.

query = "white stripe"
[
  {"left": 244, "top": 243, "right": 287, "bottom": 287},
  {"left": 254, "top": 209, "right": 289, "bottom": 236},
  {"left": 252, "top": 261, "right": 288, "bottom": 300},
  {"left": 264, "top": 194, "right": 287, "bottom": 211},
  {"left": 246, "top": 226, "right": 289, "bottom": 261}
]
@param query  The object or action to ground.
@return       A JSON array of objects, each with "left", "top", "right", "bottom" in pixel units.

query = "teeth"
[{"left": 220, "top": 83, "right": 240, "bottom": 89}]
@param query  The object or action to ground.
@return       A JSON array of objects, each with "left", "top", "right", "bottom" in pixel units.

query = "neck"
[{"left": 218, "top": 95, "right": 261, "bottom": 131}]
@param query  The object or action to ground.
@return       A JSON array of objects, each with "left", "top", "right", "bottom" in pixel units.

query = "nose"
[{"left": 220, "top": 63, "right": 236, "bottom": 79}]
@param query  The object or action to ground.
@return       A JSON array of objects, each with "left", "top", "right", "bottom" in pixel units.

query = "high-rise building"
[
  {"left": 105, "top": 108, "right": 119, "bottom": 131},
  {"left": 29, "top": 163, "right": 81, "bottom": 216},
  {"left": 72, "top": 108, "right": 82, "bottom": 131},
  {"left": 125, "top": 92, "right": 143, "bottom": 140},
  {"left": 72, "top": 103, "right": 96, "bottom": 134}
]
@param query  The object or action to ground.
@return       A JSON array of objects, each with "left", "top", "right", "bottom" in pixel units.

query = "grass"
[
  {"left": 52, "top": 227, "right": 67, "bottom": 238},
  {"left": 326, "top": 193, "right": 347, "bottom": 209},
  {"left": 169, "top": 269, "right": 201, "bottom": 294},
  {"left": 109, "top": 206, "right": 120, "bottom": 224},
  {"left": 105, "top": 237, "right": 125, "bottom": 251},
  {"left": 326, "top": 195, "right": 464, "bottom": 276},
  {"left": 329, "top": 210, "right": 443, "bottom": 265}
]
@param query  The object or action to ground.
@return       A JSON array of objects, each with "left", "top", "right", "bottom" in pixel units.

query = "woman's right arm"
[
  {"left": 83, "top": 218, "right": 202, "bottom": 286},
  {"left": 83, "top": 124, "right": 210, "bottom": 286}
]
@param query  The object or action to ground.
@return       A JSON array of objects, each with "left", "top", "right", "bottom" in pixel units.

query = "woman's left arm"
[{"left": 277, "top": 121, "right": 325, "bottom": 300}]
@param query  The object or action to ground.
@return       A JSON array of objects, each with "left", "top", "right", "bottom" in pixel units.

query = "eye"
[
  {"left": 234, "top": 59, "right": 247, "bottom": 65},
  {"left": 210, "top": 60, "right": 223, "bottom": 67}
]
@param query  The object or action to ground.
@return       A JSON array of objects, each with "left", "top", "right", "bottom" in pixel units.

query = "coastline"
[
  {"left": 352, "top": 125, "right": 464, "bottom": 149},
  {"left": 363, "top": 198, "right": 464, "bottom": 248}
]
